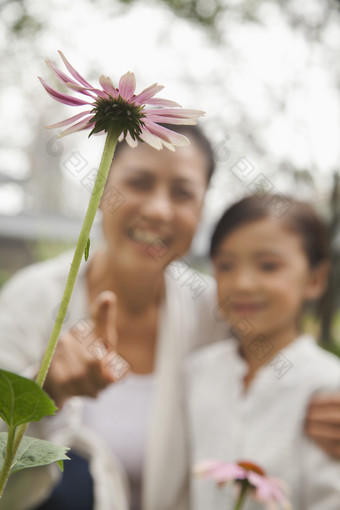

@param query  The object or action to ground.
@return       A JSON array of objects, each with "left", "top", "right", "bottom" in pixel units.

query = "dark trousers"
[{"left": 34, "top": 451, "right": 94, "bottom": 510}]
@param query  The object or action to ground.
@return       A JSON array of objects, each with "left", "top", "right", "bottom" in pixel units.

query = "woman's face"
[{"left": 100, "top": 140, "right": 208, "bottom": 271}]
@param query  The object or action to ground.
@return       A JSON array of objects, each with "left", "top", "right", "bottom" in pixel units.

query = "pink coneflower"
[
  {"left": 38, "top": 51, "right": 204, "bottom": 150},
  {"left": 195, "top": 459, "right": 248, "bottom": 485},
  {"left": 194, "top": 459, "right": 291, "bottom": 510}
]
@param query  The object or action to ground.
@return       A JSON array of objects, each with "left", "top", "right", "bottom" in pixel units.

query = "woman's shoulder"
[
  {"left": 164, "top": 260, "right": 223, "bottom": 327},
  {"left": 184, "top": 338, "right": 236, "bottom": 375},
  {"left": 0, "top": 251, "right": 82, "bottom": 314},
  {"left": 164, "top": 261, "right": 228, "bottom": 350},
  {"left": 1, "top": 251, "right": 76, "bottom": 297},
  {"left": 164, "top": 260, "right": 216, "bottom": 303}
]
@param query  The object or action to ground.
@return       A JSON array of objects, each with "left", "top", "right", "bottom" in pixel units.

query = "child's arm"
[
  {"left": 305, "top": 392, "right": 340, "bottom": 458},
  {"left": 299, "top": 432, "right": 340, "bottom": 510}
]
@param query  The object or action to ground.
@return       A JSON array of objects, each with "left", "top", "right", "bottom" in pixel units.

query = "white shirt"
[
  {"left": 185, "top": 335, "right": 340, "bottom": 510},
  {"left": 83, "top": 372, "right": 155, "bottom": 510}
]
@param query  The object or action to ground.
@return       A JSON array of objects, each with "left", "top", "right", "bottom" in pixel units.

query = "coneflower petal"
[
  {"left": 118, "top": 72, "right": 136, "bottom": 101},
  {"left": 160, "top": 139, "right": 176, "bottom": 152},
  {"left": 146, "top": 98, "right": 181, "bottom": 107},
  {"left": 63, "top": 82, "right": 98, "bottom": 98},
  {"left": 146, "top": 114, "right": 196, "bottom": 125},
  {"left": 58, "top": 50, "right": 93, "bottom": 88},
  {"left": 46, "top": 60, "right": 78, "bottom": 86},
  {"left": 144, "top": 121, "right": 190, "bottom": 146},
  {"left": 148, "top": 108, "right": 205, "bottom": 119},
  {"left": 124, "top": 132, "right": 139, "bottom": 148},
  {"left": 38, "top": 77, "right": 90, "bottom": 106},
  {"left": 45, "top": 111, "right": 93, "bottom": 129},
  {"left": 59, "top": 118, "right": 95, "bottom": 137},
  {"left": 139, "top": 128, "right": 163, "bottom": 150},
  {"left": 81, "top": 87, "right": 108, "bottom": 99},
  {"left": 99, "top": 76, "right": 118, "bottom": 98},
  {"left": 134, "top": 84, "right": 164, "bottom": 105}
]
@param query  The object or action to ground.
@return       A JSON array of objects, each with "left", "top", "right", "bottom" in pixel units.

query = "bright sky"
[{"left": 0, "top": 0, "right": 339, "bottom": 248}]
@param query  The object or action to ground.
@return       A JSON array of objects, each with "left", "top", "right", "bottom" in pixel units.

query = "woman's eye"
[
  {"left": 128, "top": 179, "right": 151, "bottom": 190},
  {"left": 216, "top": 262, "right": 233, "bottom": 272}
]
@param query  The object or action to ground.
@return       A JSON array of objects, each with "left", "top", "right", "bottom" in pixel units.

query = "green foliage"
[
  {"left": 116, "top": 0, "right": 224, "bottom": 30},
  {"left": 1, "top": 0, "right": 224, "bottom": 35},
  {"left": 0, "top": 270, "right": 10, "bottom": 290},
  {"left": 0, "top": 433, "right": 69, "bottom": 475},
  {"left": 0, "top": 369, "right": 56, "bottom": 428},
  {"left": 319, "top": 341, "right": 340, "bottom": 359},
  {"left": 0, "top": 0, "right": 42, "bottom": 36}
]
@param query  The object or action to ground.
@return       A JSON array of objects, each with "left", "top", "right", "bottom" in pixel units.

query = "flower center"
[
  {"left": 89, "top": 95, "right": 145, "bottom": 138},
  {"left": 237, "top": 461, "right": 266, "bottom": 476}
]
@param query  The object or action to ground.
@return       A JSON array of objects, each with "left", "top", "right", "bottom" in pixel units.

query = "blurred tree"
[
  {"left": 0, "top": 0, "right": 42, "bottom": 35},
  {"left": 2, "top": 0, "right": 339, "bottom": 38},
  {"left": 113, "top": 0, "right": 224, "bottom": 33},
  {"left": 0, "top": 0, "right": 222, "bottom": 37},
  {"left": 319, "top": 172, "right": 340, "bottom": 346}
]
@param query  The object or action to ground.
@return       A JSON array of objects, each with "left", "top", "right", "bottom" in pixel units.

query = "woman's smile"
[
  {"left": 126, "top": 225, "right": 173, "bottom": 259},
  {"left": 127, "top": 225, "right": 172, "bottom": 246}
]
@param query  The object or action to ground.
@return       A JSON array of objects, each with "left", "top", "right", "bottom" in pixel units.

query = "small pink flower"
[
  {"left": 194, "top": 459, "right": 248, "bottom": 485},
  {"left": 194, "top": 459, "right": 291, "bottom": 510},
  {"left": 246, "top": 471, "right": 291, "bottom": 509},
  {"left": 38, "top": 51, "right": 204, "bottom": 150}
]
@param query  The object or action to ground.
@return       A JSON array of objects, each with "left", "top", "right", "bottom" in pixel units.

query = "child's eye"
[
  {"left": 172, "top": 187, "right": 194, "bottom": 200},
  {"left": 259, "top": 262, "right": 279, "bottom": 271}
]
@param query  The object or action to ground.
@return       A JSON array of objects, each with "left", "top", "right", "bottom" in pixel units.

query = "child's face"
[{"left": 213, "top": 215, "right": 324, "bottom": 342}]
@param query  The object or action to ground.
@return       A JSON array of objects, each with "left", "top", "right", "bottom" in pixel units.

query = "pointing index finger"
[{"left": 90, "top": 291, "right": 118, "bottom": 350}]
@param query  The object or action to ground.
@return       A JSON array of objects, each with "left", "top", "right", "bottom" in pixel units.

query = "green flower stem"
[
  {"left": 0, "top": 427, "right": 15, "bottom": 497},
  {"left": 233, "top": 481, "right": 250, "bottom": 510},
  {"left": 35, "top": 127, "right": 120, "bottom": 388},
  {"left": 0, "top": 127, "right": 120, "bottom": 499}
]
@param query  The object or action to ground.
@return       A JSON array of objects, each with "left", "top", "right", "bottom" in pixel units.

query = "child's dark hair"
[
  {"left": 210, "top": 194, "right": 330, "bottom": 268},
  {"left": 112, "top": 123, "right": 215, "bottom": 183}
]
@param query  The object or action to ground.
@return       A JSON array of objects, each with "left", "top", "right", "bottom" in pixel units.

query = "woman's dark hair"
[
  {"left": 112, "top": 123, "right": 215, "bottom": 183},
  {"left": 210, "top": 193, "right": 330, "bottom": 268}
]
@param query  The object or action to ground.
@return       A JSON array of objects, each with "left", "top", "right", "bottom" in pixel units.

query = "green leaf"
[
  {"left": 0, "top": 369, "right": 57, "bottom": 428},
  {"left": 84, "top": 237, "right": 90, "bottom": 261},
  {"left": 0, "top": 432, "right": 70, "bottom": 474}
]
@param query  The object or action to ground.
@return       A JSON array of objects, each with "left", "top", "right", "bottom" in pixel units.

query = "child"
[{"left": 185, "top": 194, "right": 340, "bottom": 510}]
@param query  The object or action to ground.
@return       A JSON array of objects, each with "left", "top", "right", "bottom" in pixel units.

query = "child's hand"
[
  {"left": 305, "top": 392, "right": 340, "bottom": 458},
  {"left": 43, "top": 291, "right": 130, "bottom": 408}
]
